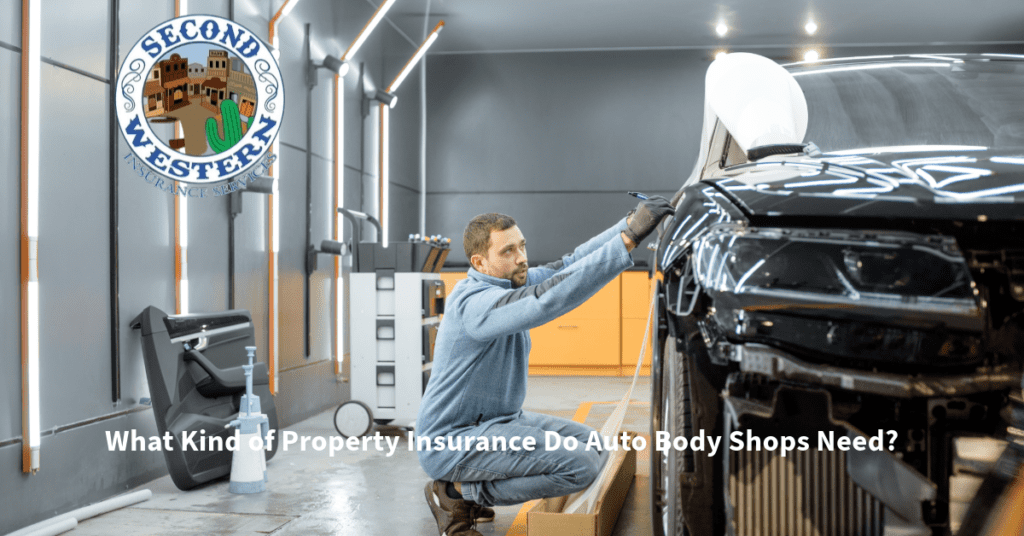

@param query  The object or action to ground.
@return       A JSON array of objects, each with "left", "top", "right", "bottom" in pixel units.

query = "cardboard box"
[{"left": 527, "top": 435, "right": 638, "bottom": 536}]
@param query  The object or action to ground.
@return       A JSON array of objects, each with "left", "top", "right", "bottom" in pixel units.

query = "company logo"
[{"left": 115, "top": 15, "right": 284, "bottom": 195}]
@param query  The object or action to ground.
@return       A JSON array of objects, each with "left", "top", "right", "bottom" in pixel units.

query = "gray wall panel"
[
  {"left": 309, "top": 153, "right": 333, "bottom": 362},
  {"left": 233, "top": 179, "right": 269, "bottom": 357},
  {"left": 0, "top": 47, "right": 20, "bottom": 441},
  {"left": 427, "top": 192, "right": 672, "bottom": 267},
  {"left": 118, "top": 0, "right": 174, "bottom": 54},
  {"left": 180, "top": 0, "right": 229, "bottom": 17},
  {"left": 381, "top": 24, "right": 419, "bottom": 194},
  {"left": 37, "top": 65, "right": 111, "bottom": 428},
  {"left": 117, "top": 133, "right": 176, "bottom": 407},
  {"left": 275, "top": 359, "right": 344, "bottom": 429},
  {"left": 187, "top": 196, "right": 230, "bottom": 313},
  {"left": 0, "top": 0, "right": 18, "bottom": 47},
  {"left": 390, "top": 183, "right": 419, "bottom": 242},
  {"left": 425, "top": 50, "right": 705, "bottom": 195},
  {"left": 424, "top": 50, "right": 706, "bottom": 265},
  {"left": 41, "top": 0, "right": 109, "bottom": 80},
  {"left": 277, "top": 143, "right": 307, "bottom": 365}
]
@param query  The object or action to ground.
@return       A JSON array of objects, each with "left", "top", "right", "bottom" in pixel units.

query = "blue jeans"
[{"left": 438, "top": 411, "right": 608, "bottom": 507}]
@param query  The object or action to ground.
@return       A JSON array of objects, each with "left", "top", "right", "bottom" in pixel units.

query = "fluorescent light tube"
[{"left": 342, "top": 0, "right": 398, "bottom": 61}]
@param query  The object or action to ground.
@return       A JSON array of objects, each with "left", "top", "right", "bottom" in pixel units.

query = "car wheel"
[
  {"left": 663, "top": 336, "right": 690, "bottom": 536},
  {"left": 660, "top": 321, "right": 727, "bottom": 536}
]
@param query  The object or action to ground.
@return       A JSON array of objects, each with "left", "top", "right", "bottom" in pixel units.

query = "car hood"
[{"left": 708, "top": 147, "right": 1024, "bottom": 221}]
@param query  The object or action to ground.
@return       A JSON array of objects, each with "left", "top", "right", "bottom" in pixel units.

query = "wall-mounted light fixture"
[
  {"left": 21, "top": 0, "right": 41, "bottom": 474},
  {"left": 308, "top": 54, "right": 349, "bottom": 87},
  {"left": 362, "top": 89, "right": 398, "bottom": 118},
  {"left": 376, "top": 20, "right": 445, "bottom": 249},
  {"left": 369, "top": 89, "right": 398, "bottom": 108}
]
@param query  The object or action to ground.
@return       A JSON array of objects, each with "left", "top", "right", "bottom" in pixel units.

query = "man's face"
[{"left": 473, "top": 225, "right": 528, "bottom": 288}]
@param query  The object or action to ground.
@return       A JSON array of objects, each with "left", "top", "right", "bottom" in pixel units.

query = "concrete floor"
[{"left": 72, "top": 376, "right": 654, "bottom": 536}]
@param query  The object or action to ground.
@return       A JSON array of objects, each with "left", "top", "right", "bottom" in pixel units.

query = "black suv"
[{"left": 651, "top": 54, "right": 1024, "bottom": 536}]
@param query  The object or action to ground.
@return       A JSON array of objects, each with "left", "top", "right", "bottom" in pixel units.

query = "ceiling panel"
[{"left": 382, "top": 0, "right": 1024, "bottom": 54}]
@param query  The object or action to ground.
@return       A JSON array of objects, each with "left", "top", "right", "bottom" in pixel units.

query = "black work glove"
[{"left": 624, "top": 196, "right": 674, "bottom": 244}]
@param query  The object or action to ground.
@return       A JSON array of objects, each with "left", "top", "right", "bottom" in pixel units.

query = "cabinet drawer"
[
  {"left": 621, "top": 317, "right": 653, "bottom": 368},
  {"left": 550, "top": 277, "right": 621, "bottom": 322},
  {"left": 529, "top": 318, "right": 620, "bottom": 367},
  {"left": 621, "top": 271, "right": 654, "bottom": 320}
]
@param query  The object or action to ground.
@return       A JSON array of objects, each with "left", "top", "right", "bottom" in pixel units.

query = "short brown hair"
[{"left": 464, "top": 213, "right": 517, "bottom": 260}]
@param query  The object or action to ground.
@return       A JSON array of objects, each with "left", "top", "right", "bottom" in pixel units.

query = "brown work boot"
[
  {"left": 424, "top": 480, "right": 483, "bottom": 536},
  {"left": 475, "top": 504, "right": 495, "bottom": 523}
]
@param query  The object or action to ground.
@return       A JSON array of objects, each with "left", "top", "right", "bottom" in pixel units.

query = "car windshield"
[{"left": 788, "top": 56, "right": 1024, "bottom": 153}]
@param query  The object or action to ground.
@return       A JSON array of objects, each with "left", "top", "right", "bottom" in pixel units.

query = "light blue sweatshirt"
[{"left": 417, "top": 217, "right": 634, "bottom": 479}]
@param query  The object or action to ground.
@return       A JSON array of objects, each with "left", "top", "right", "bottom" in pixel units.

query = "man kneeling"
[{"left": 417, "top": 197, "right": 673, "bottom": 535}]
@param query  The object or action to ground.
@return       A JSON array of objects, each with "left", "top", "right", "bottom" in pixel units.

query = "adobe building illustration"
[{"left": 143, "top": 48, "right": 257, "bottom": 155}]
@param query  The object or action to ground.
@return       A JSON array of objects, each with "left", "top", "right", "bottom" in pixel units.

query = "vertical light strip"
[
  {"left": 174, "top": 0, "right": 188, "bottom": 315},
  {"left": 21, "top": 0, "right": 41, "bottom": 474},
  {"left": 334, "top": 75, "right": 344, "bottom": 374},
  {"left": 178, "top": 194, "right": 189, "bottom": 314},
  {"left": 339, "top": 0, "right": 397, "bottom": 62},
  {"left": 379, "top": 103, "right": 389, "bottom": 247},
  {"left": 267, "top": 0, "right": 299, "bottom": 394}
]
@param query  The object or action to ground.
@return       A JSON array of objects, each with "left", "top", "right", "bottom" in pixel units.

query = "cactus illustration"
[{"left": 205, "top": 100, "right": 256, "bottom": 153}]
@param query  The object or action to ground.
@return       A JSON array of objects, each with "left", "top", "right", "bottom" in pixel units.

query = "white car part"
[{"left": 707, "top": 52, "right": 808, "bottom": 153}]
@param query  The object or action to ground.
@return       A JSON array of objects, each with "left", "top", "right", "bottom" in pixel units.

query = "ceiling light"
[
  {"left": 716, "top": 51, "right": 727, "bottom": 60},
  {"left": 804, "top": 50, "right": 819, "bottom": 62},
  {"left": 805, "top": 20, "right": 818, "bottom": 35},
  {"left": 715, "top": 22, "right": 728, "bottom": 37}
]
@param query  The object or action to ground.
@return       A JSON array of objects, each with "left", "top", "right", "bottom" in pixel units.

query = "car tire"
[{"left": 660, "top": 319, "right": 727, "bottom": 536}]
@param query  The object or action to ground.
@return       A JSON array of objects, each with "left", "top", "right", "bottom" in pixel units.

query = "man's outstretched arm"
[{"left": 527, "top": 197, "right": 672, "bottom": 283}]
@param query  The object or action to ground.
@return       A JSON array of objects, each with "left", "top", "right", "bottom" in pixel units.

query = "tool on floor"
[{"left": 226, "top": 346, "right": 270, "bottom": 494}]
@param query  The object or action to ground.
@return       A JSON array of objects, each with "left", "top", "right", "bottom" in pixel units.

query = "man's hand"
[{"left": 623, "top": 196, "right": 674, "bottom": 246}]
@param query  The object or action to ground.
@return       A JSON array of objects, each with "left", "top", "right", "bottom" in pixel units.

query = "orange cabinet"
[
  {"left": 528, "top": 280, "right": 620, "bottom": 368},
  {"left": 620, "top": 271, "right": 654, "bottom": 372},
  {"left": 435, "top": 270, "right": 652, "bottom": 376}
]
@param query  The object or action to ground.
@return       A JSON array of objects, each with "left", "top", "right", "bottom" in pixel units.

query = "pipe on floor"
[
  {"left": 7, "top": 489, "right": 152, "bottom": 536},
  {"left": 9, "top": 518, "right": 76, "bottom": 536}
]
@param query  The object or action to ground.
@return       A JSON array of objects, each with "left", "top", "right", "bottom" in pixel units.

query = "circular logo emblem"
[{"left": 115, "top": 15, "right": 284, "bottom": 185}]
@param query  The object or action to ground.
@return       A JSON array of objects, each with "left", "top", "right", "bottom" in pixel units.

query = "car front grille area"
[{"left": 728, "top": 447, "right": 884, "bottom": 536}]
